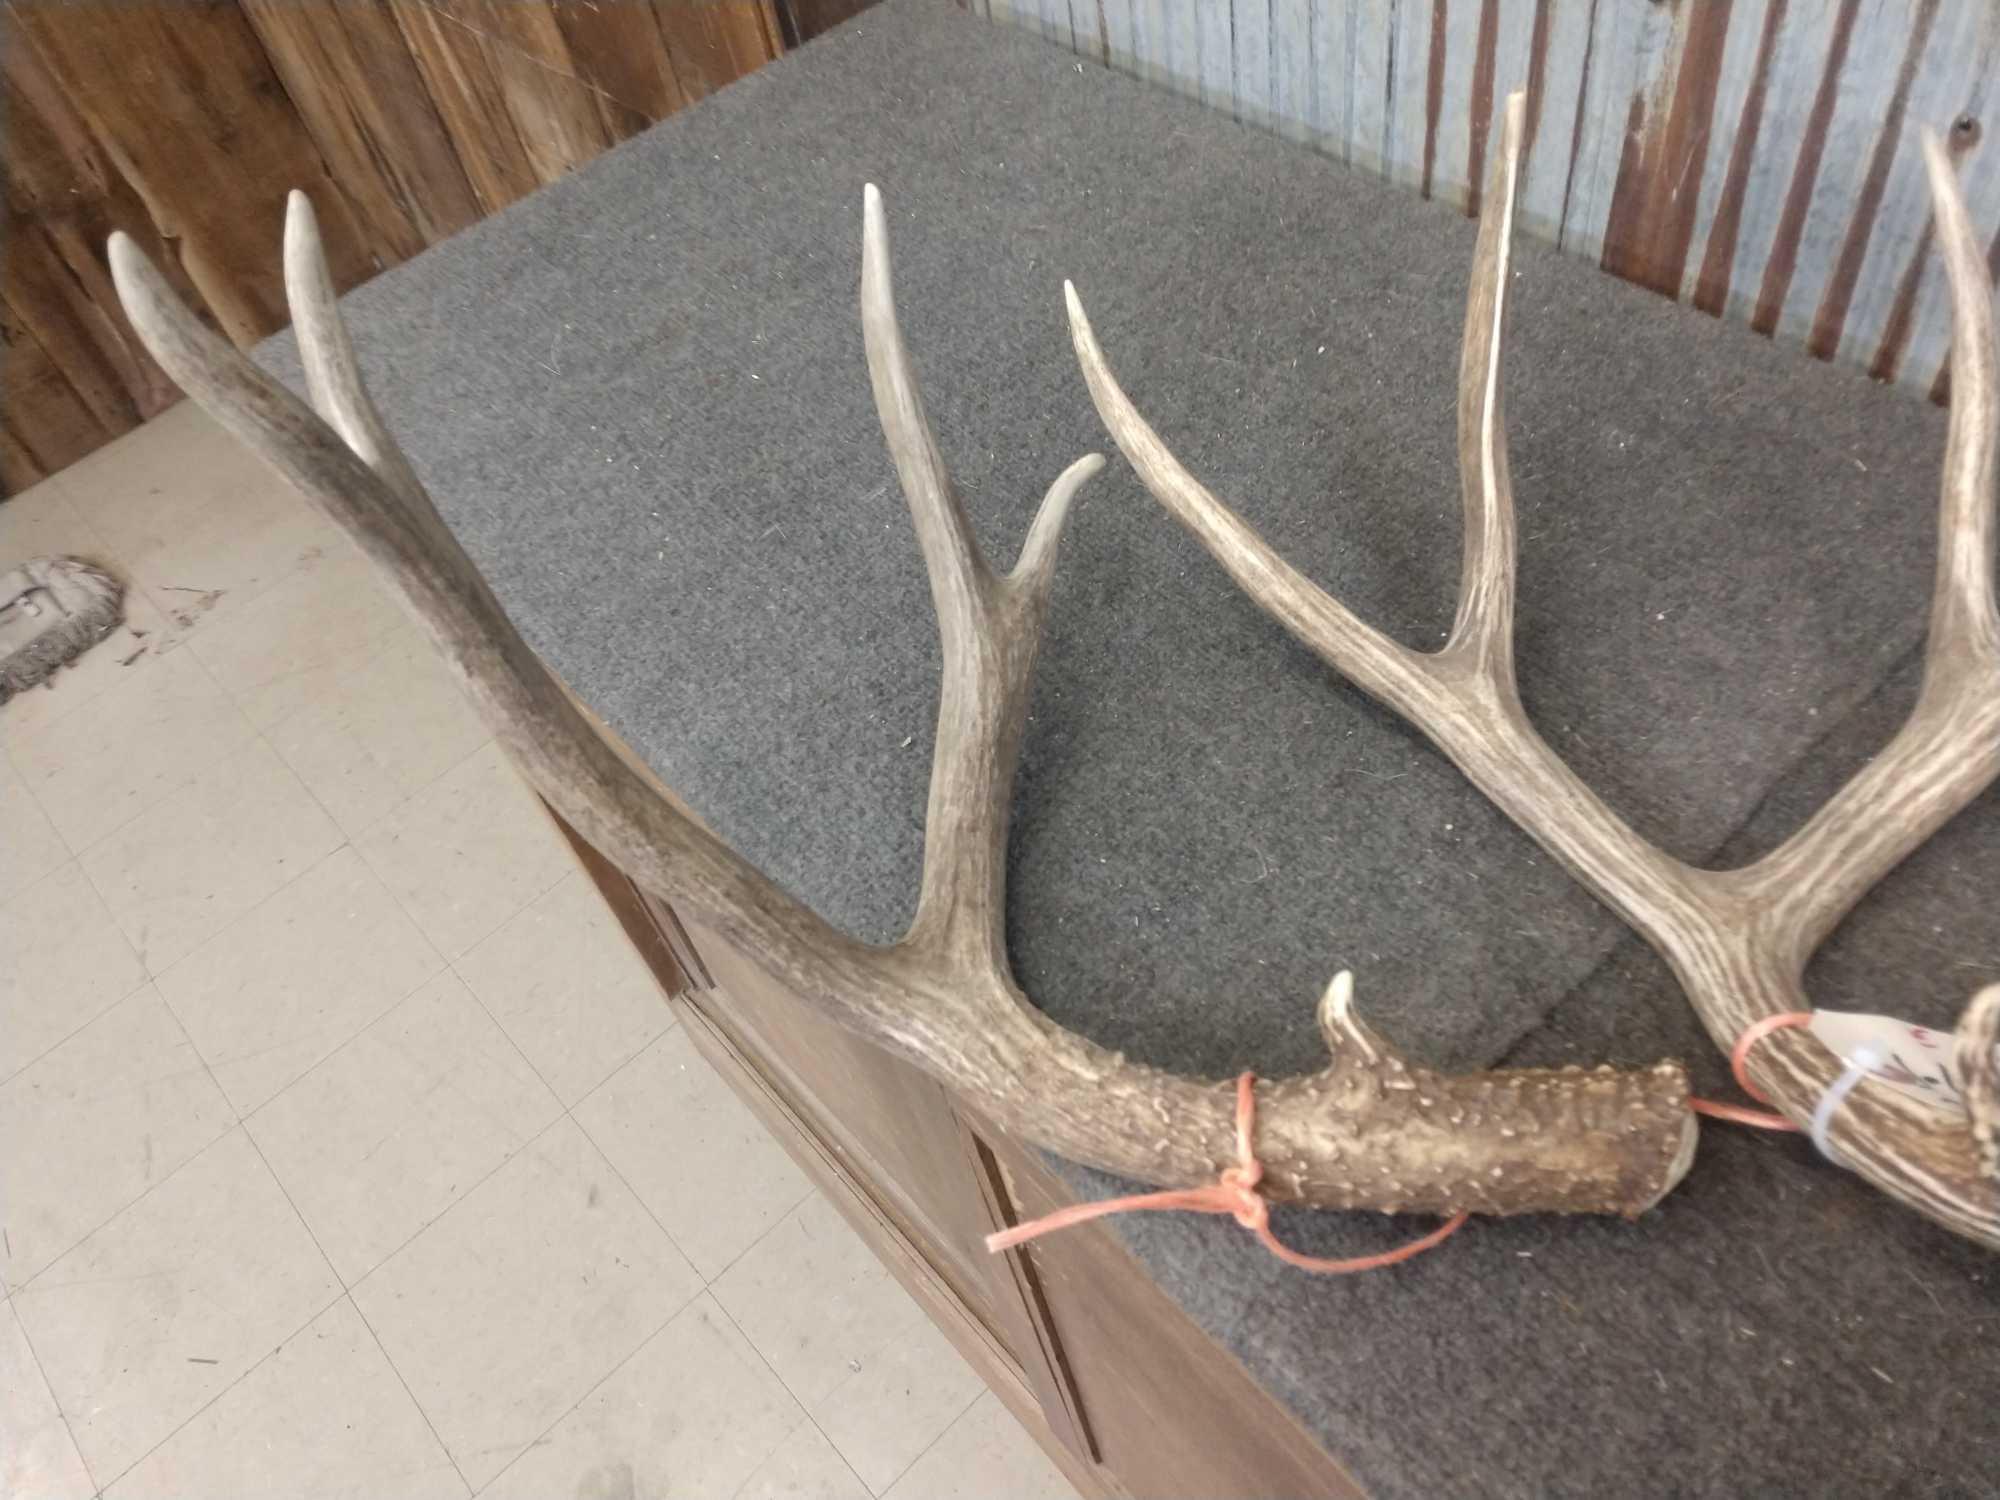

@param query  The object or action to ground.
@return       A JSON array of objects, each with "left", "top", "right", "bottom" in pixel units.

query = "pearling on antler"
[
  {"left": 1066, "top": 92, "right": 2000, "bottom": 1247},
  {"left": 104, "top": 171, "right": 1707, "bottom": 1234}
]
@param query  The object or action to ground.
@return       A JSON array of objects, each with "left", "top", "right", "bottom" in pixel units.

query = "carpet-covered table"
[{"left": 266, "top": 3, "right": 1999, "bottom": 1493}]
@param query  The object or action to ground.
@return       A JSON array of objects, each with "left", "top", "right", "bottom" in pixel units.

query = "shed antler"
[
  {"left": 107, "top": 184, "right": 1700, "bottom": 1231},
  {"left": 1068, "top": 92, "right": 2000, "bottom": 1246}
]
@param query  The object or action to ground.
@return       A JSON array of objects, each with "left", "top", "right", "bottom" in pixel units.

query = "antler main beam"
[
  {"left": 1068, "top": 93, "right": 2000, "bottom": 1245},
  {"left": 106, "top": 177, "right": 1698, "bottom": 1231}
]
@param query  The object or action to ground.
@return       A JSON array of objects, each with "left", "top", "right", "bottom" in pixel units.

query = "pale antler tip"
[
  {"left": 1316, "top": 970, "right": 1381, "bottom": 1065},
  {"left": 105, "top": 231, "right": 153, "bottom": 307},
  {"left": 1062, "top": 281, "right": 1092, "bottom": 341}
]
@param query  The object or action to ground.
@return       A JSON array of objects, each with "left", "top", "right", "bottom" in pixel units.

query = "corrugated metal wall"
[{"left": 978, "top": 0, "right": 2000, "bottom": 397}]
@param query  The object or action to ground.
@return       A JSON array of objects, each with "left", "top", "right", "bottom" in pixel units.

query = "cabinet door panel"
[{"left": 677, "top": 911, "right": 1004, "bottom": 1333}]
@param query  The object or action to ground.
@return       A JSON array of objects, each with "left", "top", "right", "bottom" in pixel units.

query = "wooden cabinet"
[{"left": 557, "top": 813, "right": 1365, "bottom": 1499}]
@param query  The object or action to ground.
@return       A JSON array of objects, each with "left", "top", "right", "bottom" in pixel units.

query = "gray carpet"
[{"left": 260, "top": 4, "right": 2000, "bottom": 1494}]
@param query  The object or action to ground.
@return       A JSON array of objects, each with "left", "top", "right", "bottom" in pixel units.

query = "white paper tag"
[{"left": 1807, "top": 1010, "right": 1967, "bottom": 1120}]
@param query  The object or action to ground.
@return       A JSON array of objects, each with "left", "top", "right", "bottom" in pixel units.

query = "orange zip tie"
[
  {"left": 1689, "top": 1010, "right": 1815, "bottom": 1132},
  {"left": 986, "top": 1072, "right": 1468, "bottom": 1273}
]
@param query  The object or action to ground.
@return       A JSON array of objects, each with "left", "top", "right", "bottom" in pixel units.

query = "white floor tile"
[
  {"left": 0, "top": 986, "right": 234, "bottom": 1288},
  {"left": 12, "top": 1130, "right": 340, "bottom": 1484},
  {"left": 0, "top": 588, "right": 179, "bottom": 745},
  {"left": 247, "top": 970, "right": 562, "bottom": 1286},
  {"left": 736, "top": 1420, "right": 872, "bottom": 1500},
  {"left": 0, "top": 753, "right": 67, "bottom": 904},
  {"left": 186, "top": 547, "right": 409, "bottom": 730},
  {"left": 458, "top": 871, "right": 672, "bottom": 1107},
  {"left": 5, "top": 404, "right": 1023, "bottom": 1500},
  {"left": 156, "top": 845, "right": 443, "bottom": 1115},
  {"left": 0, "top": 1299, "right": 94, "bottom": 1500},
  {"left": 480, "top": 1293, "right": 803, "bottom": 1500},
  {"left": 354, "top": 740, "right": 573, "bottom": 959},
  {"left": 350, "top": 1117, "right": 701, "bottom": 1489},
  {"left": 80, "top": 738, "right": 343, "bottom": 974},
  {"left": 266, "top": 626, "right": 489, "bottom": 840},
  {"left": 1, "top": 860, "right": 148, "bottom": 1081},
  {"left": 576, "top": 1028, "right": 810, "bottom": 1280},
  {"left": 813, "top": 1316, "right": 984, "bottom": 1493},
  {"left": 880, "top": 1392, "right": 1075, "bottom": 1500},
  {"left": 713, "top": 1195, "right": 937, "bottom": 1410},
  {"left": 8, "top": 645, "right": 255, "bottom": 852},
  {"left": 103, "top": 1298, "right": 466, "bottom": 1500},
  {"left": 63, "top": 403, "right": 342, "bottom": 635}
]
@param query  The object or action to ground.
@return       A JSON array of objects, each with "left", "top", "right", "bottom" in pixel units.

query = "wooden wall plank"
[
  {"left": 388, "top": 0, "right": 548, "bottom": 212},
  {"left": 1, "top": 303, "right": 111, "bottom": 486},
  {"left": 10, "top": 0, "right": 377, "bottom": 343},
  {"left": 423, "top": 1, "right": 624, "bottom": 185},
  {"left": 239, "top": 0, "right": 484, "bottom": 261},
  {"left": 2, "top": 0, "right": 790, "bottom": 496},
  {"left": 649, "top": 0, "right": 782, "bottom": 103},
  {"left": 548, "top": 0, "right": 688, "bottom": 121},
  {"left": 2, "top": 221, "right": 140, "bottom": 435},
  {"left": 2, "top": 11, "right": 195, "bottom": 421}
]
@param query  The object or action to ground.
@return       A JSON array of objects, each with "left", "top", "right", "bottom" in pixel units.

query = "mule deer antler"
[
  {"left": 1067, "top": 92, "right": 2000, "bottom": 1247},
  {"left": 105, "top": 181, "right": 1702, "bottom": 1230}
]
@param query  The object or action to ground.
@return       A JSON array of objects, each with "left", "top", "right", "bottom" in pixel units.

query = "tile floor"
[{"left": 1, "top": 402, "right": 1076, "bottom": 1500}]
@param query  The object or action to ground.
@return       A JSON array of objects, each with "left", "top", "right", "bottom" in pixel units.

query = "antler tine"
[
  {"left": 861, "top": 183, "right": 989, "bottom": 621},
  {"left": 283, "top": 190, "right": 425, "bottom": 509},
  {"left": 1922, "top": 129, "right": 2000, "bottom": 676},
  {"left": 1446, "top": 91, "right": 1527, "bottom": 685},
  {"left": 106, "top": 189, "right": 1703, "bottom": 1234},
  {"left": 1063, "top": 280, "right": 1434, "bottom": 720},
  {"left": 106, "top": 229, "right": 872, "bottom": 1011},
  {"left": 1066, "top": 95, "right": 2000, "bottom": 1244},
  {"left": 1743, "top": 131, "right": 2000, "bottom": 962},
  {"left": 1065, "top": 92, "right": 1692, "bottom": 930},
  {"left": 862, "top": 182, "right": 1104, "bottom": 969}
]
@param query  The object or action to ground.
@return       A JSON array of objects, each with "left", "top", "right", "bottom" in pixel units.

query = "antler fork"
[
  {"left": 1067, "top": 92, "right": 2000, "bottom": 1246},
  {"left": 105, "top": 175, "right": 1701, "bottom": 1232}
]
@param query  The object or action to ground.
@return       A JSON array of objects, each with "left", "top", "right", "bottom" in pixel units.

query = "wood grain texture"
[
  {"left": 0, "top": 305, "right": 108, "bottom": 489},
  {"left": 1, "top": 0, "right": 785, "bottom": 498},
  {"left": 10, "top": 0, "right": 377, "bottom": 343},
  {"left": 998, "top": 0, "right": 2000, "bottom": 395},
  {"left": 239, "top": 0, "right": 484, "bottom": 259},
  {"left": 651, "top": 0, "right": 783, "bottom": 102}
]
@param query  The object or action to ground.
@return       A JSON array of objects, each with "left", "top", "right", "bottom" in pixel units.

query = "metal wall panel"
[{"left": 980, "top": 0, "right": 2000, "bottom": 396}]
